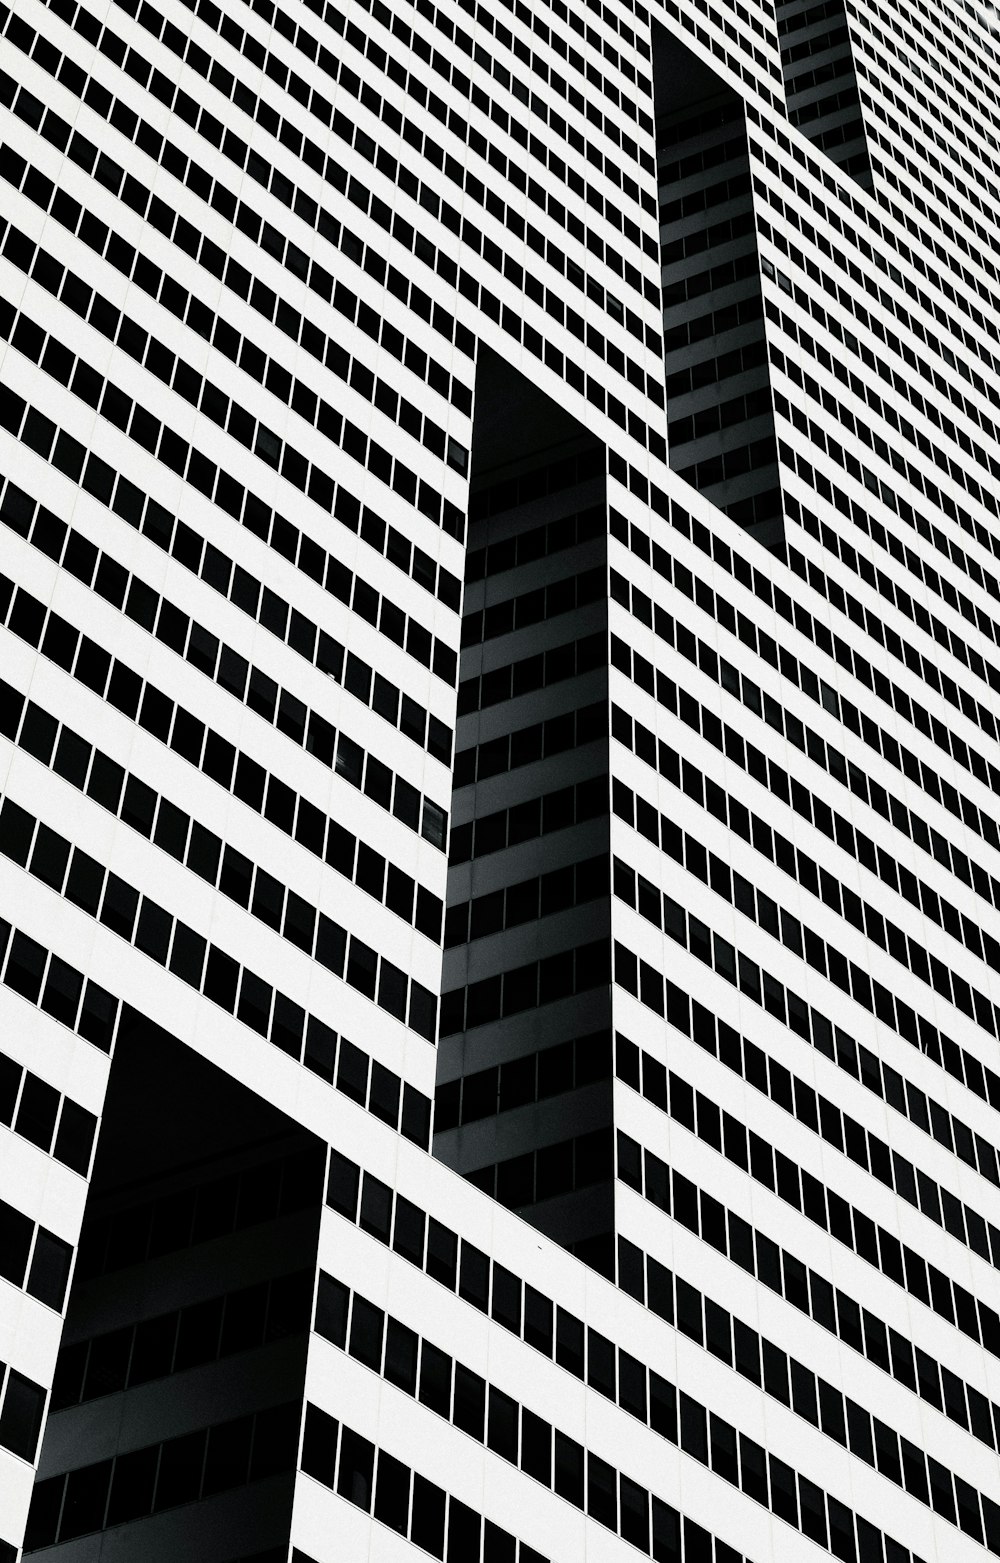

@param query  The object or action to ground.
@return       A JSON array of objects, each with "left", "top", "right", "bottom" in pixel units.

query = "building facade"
[{"left": 1, "top": 0, "right": 999, "bottom": 1556}]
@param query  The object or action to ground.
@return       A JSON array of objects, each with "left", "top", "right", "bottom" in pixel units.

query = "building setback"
[{"left": 0, "top": 0, "right": 999, "bottom": 1556}]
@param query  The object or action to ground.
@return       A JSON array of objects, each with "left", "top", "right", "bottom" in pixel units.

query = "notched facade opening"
[
  {"left": 435, "top": 347, "right": 615, "bottom": 1278},
  {"left": 23, "top": 1019, "right": 323, "bottom": 1561},
  {"left": 654, "top": 28, "right": 784, "bottom": 548},
  {"left": 776, "top": 0, "right": 874, "bottom": 188}
]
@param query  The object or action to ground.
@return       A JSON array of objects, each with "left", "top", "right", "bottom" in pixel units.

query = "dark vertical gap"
[
  {"left": 653, "top": 28, "right": 785, "bottom": 548},
  {"left": 435, "top": 347, "right": 615, "bottom": 1278},
  {"left": 776, "top": 0, "right": 874, "bottom": 187},
  {"left": 23, "top": 1017, "right": 322, "bottom": 1559}
]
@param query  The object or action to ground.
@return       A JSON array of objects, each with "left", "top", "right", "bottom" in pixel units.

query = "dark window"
[
  {"left": 0, "top": 1371, "right": 45, "bottom": 1460},
  {"left": 411, "top": 1473, "right": 446, "bottom": 1557},
  {"left": 337, "top": 1427, "right": 375, "bottom": 1511},
  {"left": 374, "top": 1450, "right": 410, "bottom": 1533}
]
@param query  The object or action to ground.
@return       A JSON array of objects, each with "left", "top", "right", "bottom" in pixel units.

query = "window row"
[
  {"left": 776, "top": 0, "right": 842, "bottom": 34},
  {"left": 434, "top": 1027, "right": 612, "bottom": 1131},
  {"left": 0, "top": 1039, "right": 96, "bottom": 1177},
  {"left": 668, "top": 388, "right": 773, "bottom": 448},
  {"left": 467, "top": 459, "right": 603, "bottom": 529},
  {"left": 311, "top": 0, "right": 654, "bottom": 210},
  {"left": 247, "top": 0, "right": 664, "bottom": 388},
  {"left": 0, "top": 795, "right": 439, "bottom": 1045},
  {"left": 325, "top": 1125, "right": 925, "bottom": 1563},
  {"left": 612, "top": 597, "right": 993, "bottom": 1012},
  {"left": 653, "top": 481, "right": 1000, "bottom": 806},
  {"left": 219, "top": 0, "right": 658, "bottom": 278},
  {"left": 144, "top": 1001, "right": 427, "bottom": 1170},
  {"left": 328, "top": 1136, "right": 980, "bottom": 1563},
  {"left": 645, "top": 627, "right": 1000, "bottom": 981},
  {"left": 770, "top": 291, "right": 1000, "bottom": 563},
  {"left": 0, "top": 546, "right": 448, "bottom": 851},
  {"left": 460, "top": 564, "right": 605, "bottom": 647},
  {"left": 856, "top": 29, "right": 1000, "bottom": 258},
  {"left": 660, "top": 209, "right": 757, "bottom": 272},
  {"left": 445, "top": 853, "right": 609, "bottom": 947},
  {"left": 609, "top": 494, "right": 1000, "bottom": 924},
  {"left": 749, "top": 112, "right": 1000, "bottom": 390},
  {"left": 51, "top": 1269, "right": 312, "bottom": 1410},
  {"left": 614, "top": 906, "right": 997, "bottom": 1278},
  {"left": 760, "top": 210, "right": 997, "bottom": 534},
  {"left": 457, "top": 629, "right": 606, "bottom": 715},
  {"left": 316, "top": 1217, "right": 910, "bottom": 1563},
  {"left": 529, "top": 0, "right": 646, "bottom": 63},
  {"left": 862, "top": 23, "right": 1000, "bottom": 174},
  {"left": 311, "top": 1278, "right": 751, "bottom": 1563},
  {"left": 614, "top": 986, "right": 1000, "bottom": 1361},
  {"left": 447, "top": 771, "right": 608, "bottom": 866},
  {"left": 673, "top": 434, "right": 778, "bottom": 493},
  {"left": 421, "top": 0, "right": 651, "bottom": 120},
  {"left": 0, "top": 1364, "right": 46, "bottom": 1465},
  {"left": 636, "top": 1091, "right": 994, "bottom": 1536},
  {"left": 774, "top": 375, "right": 996, "bottom": 617},
  {"left": 615, "top": 494, "right": 1000, "bottom": 941},
  {"left": 54, "top": 0, "right": 660, "bottom": 401},
  {"left": 661, "top": 250, "right": 760, "bottom": 318},
  {"left": 790, "top": 82, "right": 865, "bottom": 126},
  {"left": 440, "top": 935, "right": 610, "bottom": 1035},
  {"left": 788, "top": 487, "right": 1000, "bottom": 724},
  {"left": 611, "top": 699, "right": 1000, "bottom": 1168},
  {"left": 76, "top": 1147, "right": 320, "bottom": 1283},
  {"left": 0, "top": 156, "right": 467, "bottom": 499},
  {"left": 866, "top": 111, "right": 1000, "bottom": 292},
  {"left": 467, "top": 1125, "right": 613, "bottom": 1206},
  {"left": 1, "top": 165, "right": 468, "bottom": 640},
  {"left": 3, "top": 66, "right": 461, "bottom": 546},
  {"left": 0, "top": 919, "right": 118, "bottom": 1054},
  {"left": 0, "top": 389, "right": 453, "bottom": 775},
  {"left": 0, "top": 164, "right": 464, "bottom": 616},
  {"left": 452, "top": 699, "right": 608, "bottom": 788},
  {"left": 13, "top": 115, "right": 467, "bottom": 500},
  {"left": 1, "top": 505, "right": 445, "bottom": 854},
  {"left": 23, "top": 1400, "right": 300, "bottom": 1550},
  {"left": 0, "top": 1192, "right": 72, "bottom": 1313},
  {"left": 780, "top": 18, "right": 851, "bottom": 65},
  {"left": 657, "top": 0, "right": 783, "bottom": 96},
  {"left": 301, "top": 1406, "right": 548, "bottom": 1563},
  {"left": 3, "top": 680, "right": 443, "bottom": 946},
  {"left": 756, "top": 146, "right": 1000, "bottom": 445},
  {"left": 472, "top": 0, "right": 646, "bottom": 82},
  {"left": 312, "top": 1281, "right": 743, "bottom": 1563},
  {"left": 779, "top": 433, "right": 1000, "bottom": 822},
  {"left": 612, "top": 682, "right": 1000, "bottom": 1039},
  {"left": 658, "top": 167, "right": 753, "bottom": 225},
  {"left": 613, "top": 726, "right": 1000, "bottom": 1171},
  {"left": 90, "top": 996, "right": 428, "bottom": 1232},
  {"left": 619, "top": 1134, "right": 999, "bottom": 1511},
  {"left": 13, "top": 0, "right": 468, "bottom": 392},
  {"left": 858, "top": 0, "right": 998, "bottom": 128},
  {"left": 661, "top": 292, "right": 763, "bottom": 353},
  {"left": 617, "top": 1132, "right": 992, "bottom": 1555},
  {"left": 615, "top": 1033, "right": 1000, "bottom": 1455},
  {"left": 756, "top": 35, "right": 1000, "bottom": 326},
  {"left": 613, "top": 824, "right": 998, "bottom": 1274},
  {"left": 614, "top": 491, "right": 1000, "bottom": 839},
  {"left": 657, "top": 128, "right": 748, "bottom": 187}
]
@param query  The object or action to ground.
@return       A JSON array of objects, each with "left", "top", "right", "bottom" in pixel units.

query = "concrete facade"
[{"left": 1, "top": 0, "right": 999, "bottom": 1557}]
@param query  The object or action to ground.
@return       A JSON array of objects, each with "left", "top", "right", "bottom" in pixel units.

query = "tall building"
[{"left": 1, "top": 0, "right": 999, "bottom": 1555}]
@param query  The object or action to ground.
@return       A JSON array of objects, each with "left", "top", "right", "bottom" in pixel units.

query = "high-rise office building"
[{"left": 1, "top": 0, "right": 999, "bottom": 1556}]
